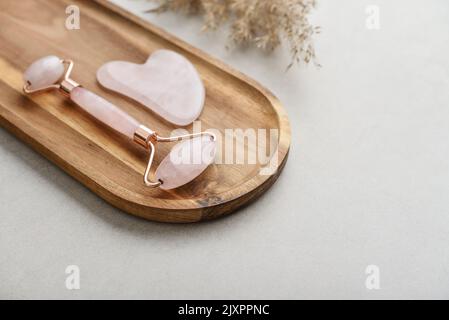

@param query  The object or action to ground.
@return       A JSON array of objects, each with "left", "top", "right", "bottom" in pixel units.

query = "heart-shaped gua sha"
[{"left": 97, "top": 50, "right": 205, "bottom": 126}]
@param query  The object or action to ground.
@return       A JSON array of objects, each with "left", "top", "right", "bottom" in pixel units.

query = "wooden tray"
[{"left": 0, "top": 0, "right": 291, "bottom": 223}]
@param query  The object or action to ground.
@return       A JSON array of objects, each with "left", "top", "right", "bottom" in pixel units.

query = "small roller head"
[{"left": 23, "top": 55, "right": 64, "bottom": 91}]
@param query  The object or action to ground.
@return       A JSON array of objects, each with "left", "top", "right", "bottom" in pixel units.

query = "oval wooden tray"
[{"left": 0, "top": 0, "right": 291, "bottom": 223}]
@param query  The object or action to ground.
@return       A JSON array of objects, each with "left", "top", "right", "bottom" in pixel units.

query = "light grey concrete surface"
[{"left": 1, "top": 0, "right": 449, "bottom": 299}]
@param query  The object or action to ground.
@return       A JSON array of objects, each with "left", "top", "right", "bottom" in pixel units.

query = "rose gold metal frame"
[
  {"left": 23, "top": 59, "right": 80, "bottom": 95},
  {"left": 132, "top": 126, "right": 216, "bottom": 187},
  {"left": 23, "top": 58, "right": 216, "bottom": 189}
]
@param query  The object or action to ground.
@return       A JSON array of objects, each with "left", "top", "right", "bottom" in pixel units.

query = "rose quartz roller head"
[{"left": 23, "top": 56, "right": 216, "bottom": 190}]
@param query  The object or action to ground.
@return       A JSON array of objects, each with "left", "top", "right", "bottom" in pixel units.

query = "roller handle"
[{"left": 70, "top": 87, "right": 140, "bottom": 139}]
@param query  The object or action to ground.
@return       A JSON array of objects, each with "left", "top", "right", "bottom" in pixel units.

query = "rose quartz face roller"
[{"left": 23, "top": 56, "right": 216, "bottom": 190}]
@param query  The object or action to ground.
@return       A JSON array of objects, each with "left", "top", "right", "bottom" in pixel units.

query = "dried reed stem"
[{"left": 150, "top": 0, "right": 319, "bottom": 68}]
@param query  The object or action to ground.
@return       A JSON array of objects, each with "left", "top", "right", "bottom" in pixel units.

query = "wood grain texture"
[{"left": 0, "top": 0, "right": 291, "bottom": 223}]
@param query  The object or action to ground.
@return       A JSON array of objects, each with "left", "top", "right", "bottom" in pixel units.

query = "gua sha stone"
[
  {"left": 97, "top": 50, "right": 205, "bottom": 126},
  {"left": 156, "top": 135, "right": 216, "bottom": 190}
]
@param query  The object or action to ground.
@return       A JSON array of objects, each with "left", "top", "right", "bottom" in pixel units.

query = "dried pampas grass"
[{"left": 150, "top": 0, "right": 320, "bottom": 68}]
